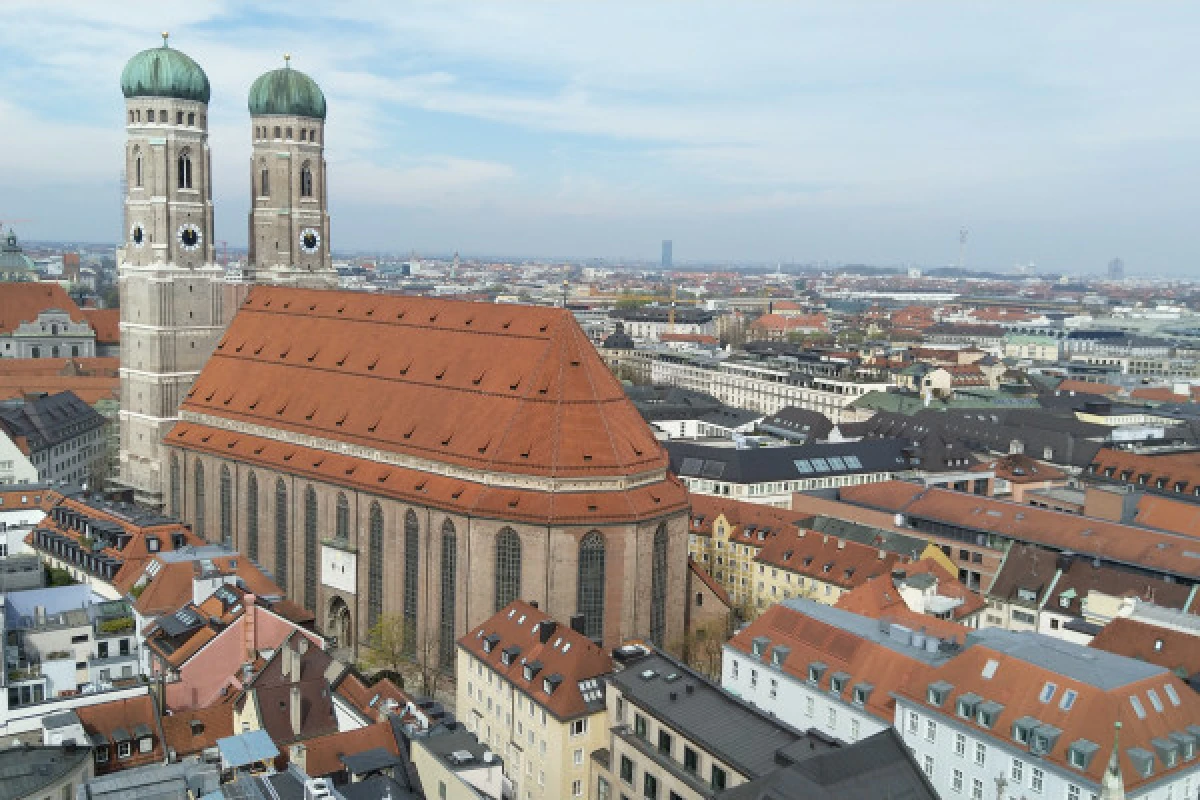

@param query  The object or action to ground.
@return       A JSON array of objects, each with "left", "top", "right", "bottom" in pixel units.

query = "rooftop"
[{"left": 0, "top": 744, "right": 92, "bottom": 800}]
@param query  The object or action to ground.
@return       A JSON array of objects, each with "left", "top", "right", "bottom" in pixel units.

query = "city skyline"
[{"left": 1, "top": 2, "right": 1198, "bottom": 273}]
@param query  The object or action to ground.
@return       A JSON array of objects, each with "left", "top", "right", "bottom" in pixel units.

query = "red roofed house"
[
  {"left": 747, "top": 312, "right": 829, "bottom": 342},
  {"left": 835, "top": 557, "right": 985, "bottom": 635},
  {"left": 0, "top": 282, "right": 99, "bottom": 359},
  {"left": 165, "top": 287, "right": 690, "bottom": 657},
  {"left": 457, "top": 601, "right": 614, "bottom": 800}
]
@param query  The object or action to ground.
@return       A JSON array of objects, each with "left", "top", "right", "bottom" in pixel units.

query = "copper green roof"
[
  {"left": 120, "top": 35, "right": 210, "bottom": 104},
  {"left": 248, "top": 59, "right": 326, "bottom": 120}
]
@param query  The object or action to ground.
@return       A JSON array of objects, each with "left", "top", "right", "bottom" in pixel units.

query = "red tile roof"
[
  {"left": 1135, "top": 495, "right": 1200, "bottom": 538},
  {"left": 160, "top": 701, "right": 234, "bottom": 757},
  {"left": 458, "top": 600, "right": 613, "bottom": 721},
  {"left": 80, "top": 308, "right": 120, "bottom": 344},
  {"left": 753, "top": 526, "right": 905, "bottom": 590},
  {"left": 1057, "top": 379, "right": 1122, "bottom": 397},
  {"left": 1089, "top": 448, "right": 1200, "bottom": 497},
  {"left": 688, "top": 557, "right": 731, "bottom": 607},
  {"left": 177, "top": 287, "right": 669, "bottom": 480},
  {"left": 75, "top": 693, "right": 164, "bottom": 774},
  {"left": 0, "top": 283, "right": 85, "bottom": 334},
  {"left": 835, "top": 559, "right": 982, "bottom": 638},
  {"left": 299, "top": 720, "right": 401, "bottom": 778},
  {"left": 1089, "top": 618, "right": 1200, "bottom": 678},
  {"left": 970, "top": 453, "right": 1066, "bottom": 483},
  {"left": 840, "top": 481, "right": 1200, "bottom": 580}
]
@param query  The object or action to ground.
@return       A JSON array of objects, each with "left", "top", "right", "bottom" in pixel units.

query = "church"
[{"left": 115, "top": 36, "right": 690, "bottom": 659}]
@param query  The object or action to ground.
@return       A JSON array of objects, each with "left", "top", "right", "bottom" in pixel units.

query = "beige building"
[{"left": 457, "top": 601, "right": 613, "bottom": 800}]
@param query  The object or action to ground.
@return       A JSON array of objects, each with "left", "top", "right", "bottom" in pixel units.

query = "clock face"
[
  {"left": 130, "top": 223, "right": 145, "bottom": 248},
  {"left": 177, "top": 223, "right": 202, "bottom": 251},
  {"left": 300, "top": 227, "right": 321, "bottom": 254}
]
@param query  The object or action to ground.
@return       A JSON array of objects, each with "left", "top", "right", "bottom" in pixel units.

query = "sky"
[{"left": 0, "top": 2, "right": 1197, "bottom": 274}]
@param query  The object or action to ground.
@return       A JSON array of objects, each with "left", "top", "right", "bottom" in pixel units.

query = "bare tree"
[{"left": 360, "top": 615, "right": 450, "bottom": 702}]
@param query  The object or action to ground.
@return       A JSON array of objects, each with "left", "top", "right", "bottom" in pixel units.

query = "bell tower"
[
  {"left": 117, "top": 33, "right": 227, "bottom": 509},
  {"left": 246, "top": 55, "right": 335, "bottom": 288}
]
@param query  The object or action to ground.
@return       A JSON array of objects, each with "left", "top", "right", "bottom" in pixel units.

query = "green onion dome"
[
  {"left": 120, "top": 33, "right": 211, "bottom": 104},
  {"left": 248, "top": 57, "right": 327, "bottom": 120}
]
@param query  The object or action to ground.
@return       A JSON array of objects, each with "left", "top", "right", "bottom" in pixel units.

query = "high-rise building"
[
  {"left": 117, "top": 35, "right": 229, "bottom": 508},
  {"left": 246, "top": 57, "right": 336, "bottom": 288},
  {"left": 1107, "top": 257, "right": 1125, "bottom": 280},
  {"left": 661, "top": 239, "right": 673, "bottom": 268}
]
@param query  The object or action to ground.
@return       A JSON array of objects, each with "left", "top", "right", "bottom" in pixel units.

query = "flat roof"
[
  {"left": 610, "top": 650, "right": 831, "bottom": 779},
  {"left": 965, "top": 627, "right": 1166, "bottom": 690}
]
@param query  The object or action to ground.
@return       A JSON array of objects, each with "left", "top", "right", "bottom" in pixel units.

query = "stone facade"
[
  {"left": 246, "top": 113, "right": 336, "bottom": 287},
  {"left": 117, "top": 92, "right": 227, "bottom": 508},
  {"left": 167, "top": 450, "right": 690, "bottom": 658},
  {"left": 0, "top": 310, "right": 95, "bottom": 359}
]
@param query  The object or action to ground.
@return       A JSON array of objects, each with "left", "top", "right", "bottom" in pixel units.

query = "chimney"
[
  {"left": 243, "top": 598, "right": 257, "bottom": 661},
  {"left": 569, "top": 614, "right": 586, "bottom": 634},
  {"left": 539, "top": 620, "right": 558, "bottom": 644},
  {"left": 290, "top": 684, "right": 302, "bottom": 738}
]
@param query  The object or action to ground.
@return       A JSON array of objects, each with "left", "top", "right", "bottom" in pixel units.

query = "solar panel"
[
  {"left": 843, "top": 455, "right": 863, "bottom": 469},
  {"left": 794, "top": 460, "right": 814, "bottom": 474},
  {"left": 826, "top": 456, "right": 847, "bottom": 470},
  {"left": 679, "top": 458, "right": 704, "bottom": 476},
  {"left": 811, "top": 458, "right": 831, "bottom": 472}
]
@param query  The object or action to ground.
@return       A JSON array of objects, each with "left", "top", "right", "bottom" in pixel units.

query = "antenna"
[{"left": 958, "top": 227, "right": 969, "bottom": 269}]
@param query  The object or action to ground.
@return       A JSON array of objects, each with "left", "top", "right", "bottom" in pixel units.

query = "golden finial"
[
  {"left": 161, "top": 31, "right": 169, "bottom": 47},
  {"left": 284, "top": 53, "right": 291, "bottom": 67}
]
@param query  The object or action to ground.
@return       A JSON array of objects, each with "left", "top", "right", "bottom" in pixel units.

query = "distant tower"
[
  {"left": 958, "top": 227, "right": 969, "bottom": 268},
  {"left": 117, "top": 33, "right": 227, "bottom": 508},
  {"left": 661, "top": 239, "right": 673, "bottom": 268},
  {"left": 1107, "top": 257, "right": 1125, "bottom": 280},
  {"left": 246, "top": 55, "right": 336, "bottom": 288}
]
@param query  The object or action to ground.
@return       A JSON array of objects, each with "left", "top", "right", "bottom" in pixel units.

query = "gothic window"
[
  {"left": 335, "top": 493, "right": 349, "bottom": 541},
  {"left": 439, "top": 520, "right": 457, "bottom": 668},
  {"left": 246, "top": 472, "right": 259, "bottom": 560},
  {"left": 169, "top": 454, "right": 180, "bottom": 518},
  {"left": 303, "top": 487, "right": 318, "bottom": 612},
  {"left": 495, "top": 527, "right": 522, "bottom": 611},
  {"left": 577, "top": 532, "right": 606, "bottom": 641},
  {"left": 133, "top": 148, "right": 142, "bottom": 187},
  {"left": 275, "top": 479, "right": 288, "bottom": 591},
  {"left": 368, "top": 502, "right": 384, "bottom": 631},
  {"left": 220, "top": 465, "right": 233, "bottom": 545},
  {"left": 403, "top": 510, "right": 419, "bottom": 656},
  {"left": 300, "top": 164, "right": 314, "bottom": 198},
  {"left": 177, "top": 152, "right": 192, "bottom": 189},
  {"left": 193, "top": 461, "right": 205, "bottom": 538},
  {"left": 650, "top": 523, "right": 669, "bottom": 647},
  {"left": 260, "top": 167, "right": 269, "bottom": 197}
]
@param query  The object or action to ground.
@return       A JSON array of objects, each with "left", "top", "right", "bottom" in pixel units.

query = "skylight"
[
  {"left": 793, "top": 460, "right": 814, "bottom": 474},
  {"left": 981, "top": 659, "right": 999, "bottom": 680},
  {"left": 1038, "top": 682, "right": 1057, "bottom": 703},
  {"left": 1130, "top": 695, "right": 1147, "bottom": 720},
  {"left": 843, "top": 455, "right": 863, "bottom": 469},
  {"left": 1059, "top": 689, "right": 1078, "bottom": 711},
  {"left": 1147, "top": 689, "right": 1164, "bottom": 713},
  {"left": 1163, "top": 684, "right": 1181, "bottom": 707}
]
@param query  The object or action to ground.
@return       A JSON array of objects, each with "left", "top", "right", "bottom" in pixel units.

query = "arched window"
[
  {"left": 260, "top": 165, "right": 269, "bottom": 197},
  {"left": 246, "top": 472, "right": 259, "bottom": 560},
  {"left": 577, "top": 532, "right": 606, "bottom": 641},
  {"left": 300, "top": 164, "right": 313, "bottom": 198},
  {"left": 335, "top": 493, "right": 350, "bottom": 541},
  {"left": 439, "top": 520, "right": 457, "bottom": 668},
  {"left": 650, "top": 523, "right": 669, "bottom": 647},
  {"left": 495, "top": 528, "right": 522, "bottom": 611},
  {"left": 134, "top": 148, "right": 143, "bottom": 188},
  {"left": 368, "top": 502, "right": 384, "bottom": 631},
  {"left": 403, "top": 510, "right": 419, "bottom": 656},
  {"left": 169, "top": 454, "right": 181, "bottom": 518},
  {"left": 220, "top": 465, "right": 233, "bottom": 545},
  {"left": 177, "top": 152, "right": 192, "bottom": 189},
  {"left": 275, "top": 479, "right": 288, "bottom": 591},
  {"left": 303, "top": 487, "right": 318, "bottom": 612},
  {"left": 193, "top": 461, "right": 206, "bottom": 538}
]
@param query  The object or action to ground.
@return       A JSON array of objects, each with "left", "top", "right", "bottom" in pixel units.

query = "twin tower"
[{"left": 117, "top": 34, "right": 335, "bottom": 508}]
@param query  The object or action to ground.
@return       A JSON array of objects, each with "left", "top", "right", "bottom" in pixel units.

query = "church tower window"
[
  {"left": 169, "top": 454, "right": 180, "bottom": 518},
  {"left": 220, "top": 465, "right": 232, "bottom": 546},
  {"left": 177, "top": 152, "right": 192, "bottom": 189},
  {"left": 335, "top": 492, "right": 349, "bottom": 541},
  {"left": 495, "top": 527, "right": 522, "bottom": 611},
  {"left": 275, "top": 479, "right": 288, "bottom": 590},
  {"left": 300, "top": 164, "right": 313, "bottom": 198},
  {"left": 367, "top": 502, "right": 384, "bottom": 631},
  {"left": 650, "top": 523, "right": 669, "bottom": 647},
  {"left": 193, "top": 461, "right": 205, "bottom": 538},
  {"left": 403, "top": 510, "right": 419, "bottom": 656},
  {"left": 577, "top": 532, "right": 606, "bottom": 641},
  {"left": 439, "top": 520, "right": 457, "bottom": 667},
  {"left": 304, "top": 486, "right": 318, "bottom": 611},
  {"left": 260, "top": 166, "right": 269, "bottom": 197},
  {"left": 246, "top": 472, "right": 259, "bottom": 560}
]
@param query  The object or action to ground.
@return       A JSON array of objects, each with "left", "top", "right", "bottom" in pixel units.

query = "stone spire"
[{"left": 1100, "top": 721, "right": 1126, "bottom": 800}]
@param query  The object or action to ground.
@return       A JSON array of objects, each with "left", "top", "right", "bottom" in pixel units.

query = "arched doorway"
[{"left": 327, "top": 596, "right": 352, "bottom": 653}]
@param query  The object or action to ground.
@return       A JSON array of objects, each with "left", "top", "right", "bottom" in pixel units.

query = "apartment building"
[
  {"left": 0, "top": 390, "right": 108, "bottom": 484},
  {"left": 456, "top": 600, "right": 614, "bottom": 800},
  {"left": 725, "top": 597, "right": 1200, "bottom": 800},
  {"left": 595, "top": 645, "right": 937, "bottom": 799}
]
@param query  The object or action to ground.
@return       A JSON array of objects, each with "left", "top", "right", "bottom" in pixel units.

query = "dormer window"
[
  {"left": 829, "top": 672, "right": 849, "bottom": 694},
  {"left": 543, "top": 673, "right": 563, "bottom": 696},
  {"left": 927, "top": 681, "right": 952, "bottom": 707},
  {"left": 523, "top": 660, "right": 543, "bottom": 681},
  {"left": 807, "top": 662, "right": 827, "bottom": 684},
  {"left": 501, "top": 646, "right": 520, "bottom": 666},
  {"left": 771, "top": 646, "right": 789, "bottom": 667},
  {"left": 852, "top": 683, "right": 873, "bottom": 706},
  {"left": 751, "top": 636, "right": 769, "bottom": 657},
  {"left": 976, "top": 701, "right": 1004, "bottom": 729},
  {"left": 482, "top": 634, "right": 500, "bottom": 653},
  {"left": 956, "top": 693, "right": 981, "bottom": 720}
]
